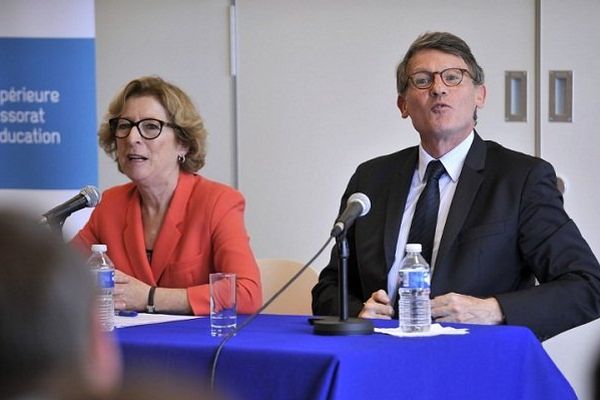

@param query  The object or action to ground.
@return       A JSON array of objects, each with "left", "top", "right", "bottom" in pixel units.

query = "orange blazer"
[{"left": 72, "top": 172, "right": 262, "bottom": 315}]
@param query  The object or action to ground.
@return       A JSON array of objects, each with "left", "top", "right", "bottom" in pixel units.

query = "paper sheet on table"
[
  {"left": 375, "top": 323, "right": 469, "bottom": 337},
  {"left": 115, "top": 313, "right": 202, "bottom": 328}
]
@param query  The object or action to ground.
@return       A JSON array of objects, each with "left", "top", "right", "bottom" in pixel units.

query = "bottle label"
[
  {"left": 96, "top": 269, "right": 115, "bottom": 289},
  {"left": 399, "top": 270, "right": 430, "bottom": 289}
]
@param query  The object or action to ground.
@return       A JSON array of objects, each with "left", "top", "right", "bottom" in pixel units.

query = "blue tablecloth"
[{"left": 116, "top": 314, "right": 575, "bottom": 400}]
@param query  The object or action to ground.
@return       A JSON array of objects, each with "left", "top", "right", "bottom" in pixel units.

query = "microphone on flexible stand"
[
  {"left": 313, "top": 192, "right": 374, "bottom": 335},
  {"left": 330, "top": 192, "right": 371, "bottom": 238},
  {"left": 39, "top": 185, "right": 101, "bottom": 232}
]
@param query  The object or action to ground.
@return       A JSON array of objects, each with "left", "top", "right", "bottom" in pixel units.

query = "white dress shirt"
[{"left": 387, "top": 132, "right": 474, "bottom": 302}]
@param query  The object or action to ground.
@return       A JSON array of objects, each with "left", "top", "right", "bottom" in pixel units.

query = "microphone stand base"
[{"left": 312, "top": 317, "right": 373, "bottom": 336}]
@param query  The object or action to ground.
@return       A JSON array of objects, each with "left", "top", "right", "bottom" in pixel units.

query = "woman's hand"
[{"left": 113, "top": 270, "right": 151, "bottom": 311}]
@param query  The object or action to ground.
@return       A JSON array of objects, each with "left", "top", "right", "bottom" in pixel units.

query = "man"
[
  {"left": 0, "top": 209, "right": 121, "bottom": 399},
  {"left": 311, "top": 31, "right": 600, "bottom": 340}
]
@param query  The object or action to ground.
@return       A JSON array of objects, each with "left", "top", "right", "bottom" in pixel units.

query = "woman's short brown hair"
[{"left": 98, "top": 76, "right": 208, "bottom": 173}]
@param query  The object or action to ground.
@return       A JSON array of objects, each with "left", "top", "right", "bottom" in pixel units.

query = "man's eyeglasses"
[
  {"left": 109, "top": 117, "right": 179, "bottom": 140},
  {"left": 408, "top": 68, "right": 473, "bottom": 90}
]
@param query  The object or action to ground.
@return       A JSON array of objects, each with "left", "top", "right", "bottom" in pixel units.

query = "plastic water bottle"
[
  {"left": 87, "top": 244, "right": 115, "bottom": 331},
  {"left": 398, "top": 243, "right": 431, "bottom": 332}
]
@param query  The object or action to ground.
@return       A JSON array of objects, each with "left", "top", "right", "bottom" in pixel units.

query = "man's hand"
[
  {"left": 431, "top": 292, "right": 504, "bottom": 325},
  {"left": 358, "top": 289, "right": 395, "bottom": 319}
]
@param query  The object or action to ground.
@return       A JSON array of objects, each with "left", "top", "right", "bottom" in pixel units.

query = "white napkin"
[
  {"left": 375, "top": 323, "right": 469, "bottom": 337},
  {"left": 115, "top": 313, "right": 201, "bottom": 328}
]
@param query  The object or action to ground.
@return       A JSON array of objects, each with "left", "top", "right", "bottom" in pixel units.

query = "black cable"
[{"left": 209, "top": 236, "right": 334, "bottom": 390}]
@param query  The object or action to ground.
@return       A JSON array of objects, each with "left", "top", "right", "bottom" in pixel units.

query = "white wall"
[
  {"left": 95, "top": 1, "right": 600, "bottom": 398},
  {"left": 95, "top": 0, "right": 234, "bottom": 189},
  {"left": 539, "top": 1, "right": 600, "bottom": 399}
]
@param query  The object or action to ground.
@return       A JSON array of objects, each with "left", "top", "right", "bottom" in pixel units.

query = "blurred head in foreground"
[{"left": 0, "top": 208, "right": 121, "bottom": 399}]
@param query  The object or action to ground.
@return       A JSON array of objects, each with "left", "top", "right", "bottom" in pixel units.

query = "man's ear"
[
  {"left": 397, "top": 95, "right": 409, "bottom": 119},
  {"left": 475, "top": 84, "right": 487, "bottom": 108}
]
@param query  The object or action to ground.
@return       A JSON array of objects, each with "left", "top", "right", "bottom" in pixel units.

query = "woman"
[{"left": 72, "top": 76, "right": 262, "bottom": 315}]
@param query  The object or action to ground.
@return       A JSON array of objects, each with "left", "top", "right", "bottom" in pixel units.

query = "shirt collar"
[{"left": 417, "top": 131, "right": 474, "bottom": 183}]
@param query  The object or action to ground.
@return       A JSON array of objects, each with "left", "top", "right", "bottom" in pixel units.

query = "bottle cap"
[
  {"left": 91, "top": 244, "right": 107, "bottom": 252},
  {"left": 405, "top": 243, "right": 422, "bottom": 253}
]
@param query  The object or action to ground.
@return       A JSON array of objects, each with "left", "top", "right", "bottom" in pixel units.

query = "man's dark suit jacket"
[{"left": 312, "top": 132, "right": 600, "bottom": 340}]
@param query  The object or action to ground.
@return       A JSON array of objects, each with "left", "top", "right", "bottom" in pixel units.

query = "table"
[{"left": 116, "top": 314, "right": 575, "bottom": 400}]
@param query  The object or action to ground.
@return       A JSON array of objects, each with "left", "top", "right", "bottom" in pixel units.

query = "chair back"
[{"left": 257, "top": 258, "right": 318, "bottom": 315}]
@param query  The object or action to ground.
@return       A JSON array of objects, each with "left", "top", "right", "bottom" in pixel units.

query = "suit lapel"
[
  {"left": 150, "top": 172, "right": 194, "bottom": 283},
  {"left": 432, "top": 132, "right": 486, "bottom": 286},
  {"left": 384, "top": 149, "right": 418, "bottom": 271}
]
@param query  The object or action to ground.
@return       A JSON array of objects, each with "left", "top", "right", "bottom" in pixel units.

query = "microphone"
[
  {"left": 330, "top": 192, "right": 371, "bottom": 238},
  {"left": 39, "top": 185, "right": 101, "bottom": 225}
]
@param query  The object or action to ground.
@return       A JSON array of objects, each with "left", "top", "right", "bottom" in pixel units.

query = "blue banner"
[{"left": 0, "top": 38, "right": 97, "bottom": 189}]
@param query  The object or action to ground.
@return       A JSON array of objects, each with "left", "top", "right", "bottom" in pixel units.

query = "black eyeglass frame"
[
  {"left": 109, "top": 117, "right": 180, "bottom": 140},
  {"left": 408, "top": 68, "right": 473, "bottom": 90}
]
